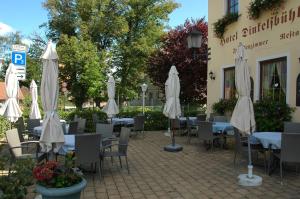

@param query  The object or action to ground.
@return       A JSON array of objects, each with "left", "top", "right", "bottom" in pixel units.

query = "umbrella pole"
[
  {"left": 171, "top": 119, "right": 175, "bottom": 146},
  {"left": 247, "top": 136, "right": 252, "bottom": 166}
]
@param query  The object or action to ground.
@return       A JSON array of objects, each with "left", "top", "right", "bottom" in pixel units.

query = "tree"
[
  {"left": 57, "top": 35, "right": 106, "bottom": 107},
  {"left": 110, "top": 0, "right": 178, "bottom": 104},
  {"left": 0, "top": 32, "right": 23, "bottom": 80},
  {"left": 23, "top": 33, "right": 47, "bottom": 87},
  {"left": 43, "top": 0, "right": 178, "bottom": 107},
  {"left": 147, "top": 18, "right": 208, "bottom": 104}
]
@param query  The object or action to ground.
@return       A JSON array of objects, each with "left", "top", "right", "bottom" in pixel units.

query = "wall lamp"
[{"left": 209, "top": 71, "right": 215, "bottom": 80}]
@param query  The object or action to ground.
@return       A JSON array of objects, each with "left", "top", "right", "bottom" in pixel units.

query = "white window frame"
[{"left": 255, "top": 53, "right": 290, "bottom": 103}]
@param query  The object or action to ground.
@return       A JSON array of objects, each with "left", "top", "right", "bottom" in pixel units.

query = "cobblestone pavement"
[{"left": 27, "top": 131, "right": 300, "bottom": 199}]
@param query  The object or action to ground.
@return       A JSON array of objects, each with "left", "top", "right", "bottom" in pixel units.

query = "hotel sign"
[{"left": 220, "top": 5, "right": 300, "bottom": 47}]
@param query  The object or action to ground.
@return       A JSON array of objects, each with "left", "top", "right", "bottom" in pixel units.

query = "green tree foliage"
[
  {"left": 23, "top": 34, "right": 47, "bottom": 87},
  {"left": 0, "top": 32, "right": 23, "bottom": 80},
  {"left": 111, "top": 0, "right": 178, "bottom": 104},
  {"left": 43, "top": 0, "right": 178, "bottom": 107},
  {"left": 57, "top": 35, "right": 105, "bottom": 107}
]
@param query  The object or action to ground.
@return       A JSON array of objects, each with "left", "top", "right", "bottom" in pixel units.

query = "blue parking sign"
[{"left": 12, "top": 51, "right": 26, "bottom": 66}]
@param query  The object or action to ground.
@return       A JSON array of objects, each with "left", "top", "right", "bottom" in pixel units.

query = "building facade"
[{"left": 208, "top": 0, "right": 300, "bottom": 121}]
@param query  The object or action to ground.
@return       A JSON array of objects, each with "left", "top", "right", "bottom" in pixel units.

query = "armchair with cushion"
[{"left": 5, "top": 129, "right": 46, "bottom": 171}]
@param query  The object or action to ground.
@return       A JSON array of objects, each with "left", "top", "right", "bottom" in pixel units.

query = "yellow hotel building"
[{"left": 207, "top": 0, "right": 300, "bottom": 121}]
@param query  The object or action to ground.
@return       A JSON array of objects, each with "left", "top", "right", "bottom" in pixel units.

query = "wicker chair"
[
  {"left": 5, "top": 129, "right": 46, "bottom": 171},
  {"left": 131, "top": 115, "right": 145, "bottom": 137},
  {"left": 197, "top": 121, "right": 221, "bottom": 150},
  {"left": 101, "top": 127, "right": 131, "bottom": 174},
  {"left": 75, "top": 133, "right": 102, "bottom": 179},
  {"left": 283, "top": 122, "right": 300, "bottom": 134},
  {"left": 273, "top": 133, "right": 300, "bottom": 181}
]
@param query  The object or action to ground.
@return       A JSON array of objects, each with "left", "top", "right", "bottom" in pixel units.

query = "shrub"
[
  {"left": 57, "top": 107, "right": 205, "bottom": 132},
  {"left": 212, "top": 98, "right": 237, "bottom": 115},
  {"left": 0, "top": 157, "right": 35, "bottom": 199},
  {"left": 0, "top": 116, "right": 11, "bottom": 138},
  {"left": 58, "top": 108, "right": 107, "bottom": 132},
  {"left": 213, "top": 13, "right": 240, "bottom": 38},
  {"left": 248, "top": 0, "right": 284, "bottom": 19},
  {"left": 254, "top": 98, "right": 294, "bottom": 132}
]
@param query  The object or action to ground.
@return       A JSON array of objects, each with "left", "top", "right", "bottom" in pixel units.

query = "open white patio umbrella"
[
  {"left": 230, "top": 43, "right": 262, "bottom": 186},
  {"left": 0, "top": 63, "right": 22, "bottom": 122},
  {"left": 29, "top": 80, "right": 41, "bottom": 119},
  {"left": 39, "top": 41, "right": 64, "bottom": 153},
  {"left": 163, "top": 65, "right": 182, "bottom": 152},
  {"left": 103, "top": 76, "right": 119, "bottom": 118}
]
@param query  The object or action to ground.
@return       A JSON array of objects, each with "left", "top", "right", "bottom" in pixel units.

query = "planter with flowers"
[{"left": 33, "top": 153, "right": 86, "bottom": 199}]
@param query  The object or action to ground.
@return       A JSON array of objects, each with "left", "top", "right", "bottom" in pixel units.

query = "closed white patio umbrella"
[
  {"left": 163, "top": 65, "right": 182, "bottom": 152},
  {"left": 103, "top": 76, "right": 119, "bottom": 118},
  {"left": 230, "top": 43, "right": 262, "bottom": 186},
  {"left": 0, "top": 63, "right": 22, "bottom": 122},
  {"left": 39, "top": 41, "right": 64, "bottom": 153},
  {"left": 29, "top": 80, "right": 41, "bottom": 119}
]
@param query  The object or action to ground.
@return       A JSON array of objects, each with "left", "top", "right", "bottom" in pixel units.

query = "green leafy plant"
[
  {"left": 58, "top": 108, "right": 107, "bottom": 132},
  {"left": 33, "top": 152, "right": 82, "bottom": 188},
  {"left": 212, "top": 98, "right": 238, "bottom": 115},
  {"left": 0, "top": 157, "right": 35, "bottom": 199},
  {"left": 254, "top": 98, "right": 294, "bottom": 132},
  {"left": 213, "top": 13, "right": 240, "bottom": 38},
  {"left": 248, "top": 0, "right": 284, "bottom": 19},
  {"left": 0, "top": 116, "right": 10, "bottom": 138}
]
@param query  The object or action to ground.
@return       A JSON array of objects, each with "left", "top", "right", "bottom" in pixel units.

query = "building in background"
[
  {"left": 0, "top": 82, "right": 24, "bottom": 106},
  {"left": 207, "top": 0, "right": 300, "bottom": 121}
]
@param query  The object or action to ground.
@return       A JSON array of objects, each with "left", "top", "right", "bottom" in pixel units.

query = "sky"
[{"left": 0, "top": 0, "right": 207, "bottom": 41}]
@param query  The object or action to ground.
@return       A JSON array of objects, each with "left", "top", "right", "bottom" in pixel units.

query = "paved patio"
[{"left": 27, "top": 131, "right": 300, "bottom": 199}]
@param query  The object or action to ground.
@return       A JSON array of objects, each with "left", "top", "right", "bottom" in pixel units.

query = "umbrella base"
[
  {"left": 164, "top": 144, "right": 183, "bottom": 152},
  {"left": 238, "top": 174, "right": 262, "bottom": 186}
]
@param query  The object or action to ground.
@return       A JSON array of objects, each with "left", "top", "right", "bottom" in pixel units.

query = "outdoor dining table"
[
  {"left": 251, "top": 132, "right": 282, "bottom": 149},
  {"left": 58, "top": 134, "right": 117, "bottom": 155},
  {"left": 33, "top": 120, "right": 68, "bottom": 137},
  {"left": 212, "top": 122, "right": 234, "bottom": 135},
  {"left": 179, "top": 117, "right": 197, "bottom": 125},
  {"left": 110, "top": 118, "right": 134, "bottom": 126}
]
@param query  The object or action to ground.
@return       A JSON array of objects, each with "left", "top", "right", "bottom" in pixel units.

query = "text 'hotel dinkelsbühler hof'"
[{"left": 207, "top": 0, "right": 300, "bottom": 121}]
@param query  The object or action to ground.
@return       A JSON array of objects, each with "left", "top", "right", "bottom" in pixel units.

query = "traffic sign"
[
  {"left": 12, "top": 44, "right": 27, "bottom": 52},
  {"left": 12, "top": 51, "right": 26, "bottom": 66},
  {"left": 15, "top": 66, "right": 26, "bottom": 81},
  {"left": 11, "top": 44, "right": 27, "bottom": 81}
]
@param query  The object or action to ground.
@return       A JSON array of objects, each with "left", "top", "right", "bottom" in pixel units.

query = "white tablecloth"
[
  {"left": 213, "top": 122, "right": 234, "bottom": 135},
  {"left": 33, "top": 120, "right": 68, "bottom": 136},
  {"left": 110, "top": 118, "right": 134, "bottom": 126},
  {"left": 59, "top": 134, "right": 75, "bottom": 154},
  {"left": 252, "top": 132, "right": 282, "bottom": 149}
]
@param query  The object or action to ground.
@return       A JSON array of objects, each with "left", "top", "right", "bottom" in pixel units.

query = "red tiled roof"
[{"left": 0, "top": 82, "right": 24, "bottom": 101}]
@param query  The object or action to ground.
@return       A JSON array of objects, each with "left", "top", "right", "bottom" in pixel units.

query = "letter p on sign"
[{"left": 12, "top": 51, "right": 26, "bottom": 66}]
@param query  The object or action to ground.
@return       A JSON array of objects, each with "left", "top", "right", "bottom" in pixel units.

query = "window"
[
  {"left": 260, "top": 57, "right": 287, "bottom": 101},
  {"left": 227, "top": 0, "right": 239, "bottom": 14},
  {"left": 224, "top": 67, "right": 236, "bottom": 99}
]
